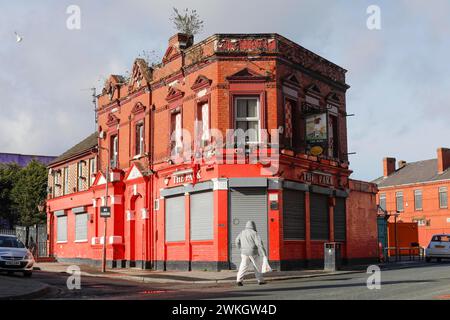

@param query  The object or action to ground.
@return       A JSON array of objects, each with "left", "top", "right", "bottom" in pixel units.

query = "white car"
[
  {"left": 425, "top": 234, "right": 450, "bottom": 262},
  {"left": 0, "top": 234, "right": 35, "bottom": 277}
]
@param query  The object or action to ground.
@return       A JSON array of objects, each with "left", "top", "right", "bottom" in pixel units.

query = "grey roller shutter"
[
  {"left": 190, "top": 191, "right": 214, "bottom": 240},
  {"left": 165, "top": 195, "right": 185, "bottom": 242},
  {"left": 75, "top": 213, "right": 88, "bottom": 241},
  {"left": 283, "top": 189, "right": 306, "bottom": 240},
  {"left": 310, "top": 193, "right": 329, "bottom": 240},
  {"left": 57, "top": 215, "right": 67, "bottom": 242},
  {"left": 229, "top": 188, "right": 268, "bottom": 269},
  {"left": 334, "top": 198, "right": 346, "bottom": 241}
]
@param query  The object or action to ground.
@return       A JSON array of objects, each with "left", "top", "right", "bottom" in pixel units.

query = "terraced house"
[
  {"left": 374, "top": 148, "right": 450, "bottom": 248},
  {"left": 46, "top": 33, "right": 378, "bottom": 271}
]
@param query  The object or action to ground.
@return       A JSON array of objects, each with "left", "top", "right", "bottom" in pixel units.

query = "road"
[{"left": 9, "top": 262, "right": 450, "bottom": 300}]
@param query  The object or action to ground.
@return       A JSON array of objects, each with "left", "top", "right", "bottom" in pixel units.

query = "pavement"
[
  {"left": 35, "top": 259, "right": 430, "bottom": 285},
  {"left": 34, "top": 262, "right": 369, "bottom": 285},
  {"left": 0, "top": 259, "right": 429, "bottom": 299}
]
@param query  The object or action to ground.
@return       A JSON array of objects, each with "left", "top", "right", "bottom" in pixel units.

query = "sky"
[{"left": 0, "top": 0, "right": 449, "bottom": 181}]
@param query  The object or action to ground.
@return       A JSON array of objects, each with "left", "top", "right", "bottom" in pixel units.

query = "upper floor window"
[
  {"left": 110, "top": 135, "right": 118, "bottom": 168},
  {"left": 414, "top": 189, "right": 422, "bottom": 211},
  {"left": 77, "top": 162, "right": 84, "bottom": 191},
  {"left": 171, "top": 111, "right": 182, "bottom": 155},
  {"left": 439, "top": 186, "right": 448, "bottom": 209},
  {"left": 135, "top": 122, "right": 144, "bottom": 156},
  {"left": 63, "top": 167, "right": 69, "bottom": 195},
  {"left": 396, "top": 191, "right": 404, "bottom": 212},
  {"left": 197, "top": 102, "right": 210, "bottom": 147},
  {"left": 235, "top": 97, "right": 260, "bottom": 144},
  {"left": 89, "top": 158, "right": 96, "bottom": 186},
  {"left": 379, "top": 193, "right": 386, "bottom": 211}
]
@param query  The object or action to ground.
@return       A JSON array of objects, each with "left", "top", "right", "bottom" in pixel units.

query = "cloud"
[{"left": 0, "top": 1, "right": 449, "bottom": 182}]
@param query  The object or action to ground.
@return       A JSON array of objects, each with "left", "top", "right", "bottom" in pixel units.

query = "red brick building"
[
  {"left": 374, "top": 148, "right": 450, "bottom": 248},
  {"left": 46, "top": 33, "right": 378, "bottom": 270}
]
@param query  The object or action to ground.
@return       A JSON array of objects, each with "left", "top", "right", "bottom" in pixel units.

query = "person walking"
[
  {"left": 235, "top": 220, "right": 267, "bottom": 286},
  {"left": 28, "top": 236, "right": 37, "bottom": 258}
]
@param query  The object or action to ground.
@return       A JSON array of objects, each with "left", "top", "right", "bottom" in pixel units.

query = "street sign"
[{"left": 100, "top": 206, "right": 111, "bottom": 217}]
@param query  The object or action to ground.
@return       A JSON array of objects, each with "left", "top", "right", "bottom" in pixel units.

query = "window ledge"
[
  {"left": 56, "top": 241, "right": 67, "bottom": 244},
  {"left": 132, "top": 154, "right": 145, "bottom": 160},
  {"left": 74, "top": 240, "right": 88, "bottom": 243}
]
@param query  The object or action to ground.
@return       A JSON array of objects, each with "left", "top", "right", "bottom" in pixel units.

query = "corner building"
[{"left": 47, "top": 33, "right": 378, "bottom": 271}]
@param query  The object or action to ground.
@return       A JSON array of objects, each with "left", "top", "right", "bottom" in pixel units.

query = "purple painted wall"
[{"left": 0, "top": 153, "right": 56, "bottom": 167}]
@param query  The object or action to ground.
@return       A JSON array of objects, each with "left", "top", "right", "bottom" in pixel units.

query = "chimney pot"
[
  {"left": 383, "top": 157, "right": 396, "bottom": 177},
  {"left": 437, "top": 148, "right": 450, "bottom": 174},
  {"left": 169, "top": 33, "right": 194, "bottom": 50}
]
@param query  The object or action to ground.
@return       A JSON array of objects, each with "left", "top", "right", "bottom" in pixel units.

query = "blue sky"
[{"left": 0, "top": 0, "right": 449, "bottom": 181}]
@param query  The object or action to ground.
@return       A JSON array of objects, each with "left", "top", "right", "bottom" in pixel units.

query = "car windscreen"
[
  {"left": 0, "top": 236, "right": 25, "bottom": 248},
  {"left": 431, "top": 235, "right": 450, "bottom": 242}
]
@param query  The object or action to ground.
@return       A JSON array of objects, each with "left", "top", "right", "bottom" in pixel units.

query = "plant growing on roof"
[{"left": 170, "top": 7, "right": 204, "bottom": 36}]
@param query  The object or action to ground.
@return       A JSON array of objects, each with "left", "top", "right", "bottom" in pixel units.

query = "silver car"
[{"left": 0, "top": 234, "right": 35, "bottom": 277}]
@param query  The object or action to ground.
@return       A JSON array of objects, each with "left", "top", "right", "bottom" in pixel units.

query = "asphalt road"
[{"left": 18, "top": 262, "right": 450, "bottom": 300}]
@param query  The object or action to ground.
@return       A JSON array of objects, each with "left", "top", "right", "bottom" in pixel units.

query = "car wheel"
[
  {"left": 23, "top": 271, "right": 32, "bottom": 277},
  {"left": 426, "top": 257, "right": 431, "bottom": 262},
  {"left": 7, "top": 271, "right": 14, "bottom": 275}
]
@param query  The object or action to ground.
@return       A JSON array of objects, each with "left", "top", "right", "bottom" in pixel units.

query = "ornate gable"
[
  {"left": 131, "top": 102, "right": 146, "bottom": 115},
  {"left": 102, "top": 75, "right": 125, "bottom": 101},
  {"left": 128, "top": 59, "right": 152, "bottom": 92},
  {"left": 326, "top": 92, "right": 341, "bottom": 104},
  {"left": 191, "top": 75, "right": 212, "bottom": 91},
  {"left": 106, "top": 113, "right": 120, "bottom": 127},
  {"left": 124, "top": 163, "right": 144, "bottom": 182},
  {"left": 284, "top": 73, "right": 300, "bottom": 86},
  {"left": 91, "top": 172, "right": 106, "bottom": 186},
  {"left": 306, "top": 84, "right": 322, "bottom": 96},
  {"left": 162, "top": 46, "right": 181, "bottom": 64},
  {"left": 166, "top": 87, "right": 185, "bottom": 102},
  {"left": 226, "top": 68, "right": 268, "bottom": 82}
]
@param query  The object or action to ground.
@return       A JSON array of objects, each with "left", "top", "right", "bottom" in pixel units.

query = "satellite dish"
[{"left": 14, "top": 32, "right": 23, "bottom": 43}]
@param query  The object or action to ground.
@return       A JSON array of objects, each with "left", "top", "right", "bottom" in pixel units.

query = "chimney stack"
[
  {"left": 437, "top": 148, "right": 450, "bottom": 174},
  {"left": 398, "top": 160, "right": 407, "bottom": 169},
  {"left": 169, "top": 33, "right": 194, "bottom": 50},
  {"left": 383, "top": 157, "right": 396, "bottom": 177}
]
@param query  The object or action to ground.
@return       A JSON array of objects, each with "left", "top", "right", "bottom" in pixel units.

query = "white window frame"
[
  {"left": 414, "top": 189, "right": 422, "bottom": 211},
  {"left": 439, "top": 187, "right": 448, "bottom": 209},
  {"left": 89, "top": 158, "right": 96, "bottom": 186},
  {"left": 77, "top": 162, "right": 83, "bottom": 191},
  {"left": 64, "top": 167, "right": 69, "bottom": 195},
  {"left": 379, "top": 193, "right": 386, "bottom": 211},
  {"left": 111, "top": 135, "right": 118, "bottom": 168},
  {"left": 396, "top": 191, "right": 404, "bottom": 212},
  {"left": 136, "top": 122, "right": 144, "bottom": 156},
  {"left": 234, "top": 96, "right": 261, "bottom": 144}
]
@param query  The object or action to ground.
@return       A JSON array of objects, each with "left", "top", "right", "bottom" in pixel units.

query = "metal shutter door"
[
  {"left": 283, "top": 189, "right": 306, "bottom": 240},
  {"left": 190, "top": 191, "right": 214, "bottom": 240},
  {"left": 75, "top": 213, "right": 88, "bottom": 241},
  {"left": 165, "top": 195, "right": 185, "bottom": 242},
  {"left": 229, "top": 188, "right": 268, "bottom": 269},
  {"left": 334, "top": 198, "right": 346, "bottom": 241},
  {"left": 57, "top": 216, "right": 67, "bottom": 242},
  {"left": 310, "top": 193, "right": 329, "bottom": 240}
]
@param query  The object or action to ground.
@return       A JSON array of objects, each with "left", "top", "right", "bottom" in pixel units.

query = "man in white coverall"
[{"left": 235, "top": 220, "right": 267, "bottom": 286}]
